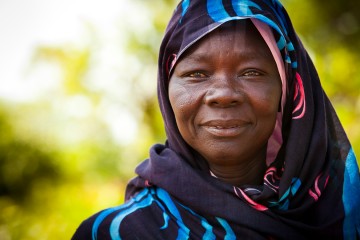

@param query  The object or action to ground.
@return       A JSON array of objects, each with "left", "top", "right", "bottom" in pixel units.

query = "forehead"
[
  {"left": 178, "top": 20, "right": 272, "bottom": 62},
  {"left": 178, "top": 20, "right": 274, "bottom": 62}
]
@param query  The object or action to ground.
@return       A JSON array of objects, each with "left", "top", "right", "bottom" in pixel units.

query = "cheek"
[
  {"left": 168, "top": 82, "right": 201, "bottom": 126},
  {"left": 247, "top": 84, "right": 281, "bottom": 115},
  {"left": 169, "top": 83, "right": 203, "bottom": 142},
  {"left": 169, "top": 84, "right": 190, "bottom": 115}
]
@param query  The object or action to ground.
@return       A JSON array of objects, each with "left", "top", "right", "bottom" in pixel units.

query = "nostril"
[
  {"left": 204, "top": 88, "right": 243, "bottom": 107},
  {"left": 230, "top": 100, "right": 239, "bottom": 106}
]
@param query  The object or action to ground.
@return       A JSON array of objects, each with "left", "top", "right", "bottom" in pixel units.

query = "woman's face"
[{"left": 168, "top": 22, "right": 281, "bottom": 169}]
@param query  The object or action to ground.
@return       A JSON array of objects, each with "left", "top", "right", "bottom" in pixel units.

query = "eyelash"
[
  {"left": 242, "top": 70, "right": 262, "bottom": 77},
  {"left": 183, "top": 69, "right": 263, "bottom": 78},
  {"left": 187, "top": 72, "right": 208, "bottom": 78}
]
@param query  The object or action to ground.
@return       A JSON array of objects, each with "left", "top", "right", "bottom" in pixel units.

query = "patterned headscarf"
[{"left": 72, "top": 1, "right": 360, "bottom": 239}]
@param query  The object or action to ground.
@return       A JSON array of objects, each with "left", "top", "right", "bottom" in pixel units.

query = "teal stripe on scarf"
[
  {"left": 207, "top": 0, "right": 231, "bottom": 22},
  {"left": 216, "top": 217, "right": 236, "bottom": 240},
  {"left": 91, "top": 188, "right": 150, "bottom": 240},
  {"left": 156, "top": 188, "right": 190, "bottom": 239},
  {"left": 342, "top": 148, "right": 360, "bottom": 239},
  {"left": 179, "top": 203, "right": 216, "bottom": 240},
  {"left": 109, "top": 190, "right": 156, "bottom": 240}
]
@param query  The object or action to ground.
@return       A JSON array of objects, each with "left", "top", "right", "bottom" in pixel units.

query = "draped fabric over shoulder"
[{"left": 72, "top": 0, "right": 360, "bottom": 239}]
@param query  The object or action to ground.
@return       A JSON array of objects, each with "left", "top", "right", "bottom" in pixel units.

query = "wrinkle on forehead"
[{"left": 178, "top": 20, "right": 274, "bottom": 65}]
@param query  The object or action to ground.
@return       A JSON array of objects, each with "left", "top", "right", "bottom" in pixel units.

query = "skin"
[{"left": 168, "top": 21, "right": 282, "bottom": 186}]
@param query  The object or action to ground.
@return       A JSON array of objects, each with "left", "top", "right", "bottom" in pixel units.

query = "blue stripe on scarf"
[
  {"left": 91, "top": 187, "right": 192, "bottom": 239},
  {"left": 207, "top": 0, "right": 231, "bottom": 22},
  {"left": 156, "top": 188, "right": 190, "bottom": 239},
  {"left": 274, "top": 0, "right": 288, "bottom": 31},
  {"left": 180, "top": 0, "right": 191, "bottom": 23},
  {"left": 231, "top": 0, "right": 261, "bottom": 16},
  {"left": 109, "top": 190, "right": 156, "bottom": 240},
  {"left": 205, "top": 0, "right": 297, "bottom": 69},
  {"left": 249, "top": 14, "right": 288, "bottom": 48},
  {"left": 262, "top": 0, "right": 288, "bottom": 35},
  {"left": 179, "top": 203, "right": 216, "bottom": 240},
  {"left": 91, "top": 188, "right": 150, "bottom": 240},
  {"left": 285, "top": 55, "right": 291, "bottom": 63},
  {"left": 342, "top": 148, "right": 360, "bottom": 239},
  {"left": 160, "top": 211, "right": 171, "bottom": 230},
  {"left": 268, "top": 177, "right": 301, "bottom": 210},
  {"left": 182, "top": 0, "right": 190, "bottom": 17},
  {"left": 216, "top": 217, "right": 236, "bottom": 240},
  {"left": 277, "top": 36, "right": 286, "bottom": 50},
  {"left": 287, "top": 42, "right": 295, "bottom": 51}
]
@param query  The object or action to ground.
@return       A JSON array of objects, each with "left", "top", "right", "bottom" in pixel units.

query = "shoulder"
[{"left": 71, "top": 187, "right": 175, "bottom": 239}]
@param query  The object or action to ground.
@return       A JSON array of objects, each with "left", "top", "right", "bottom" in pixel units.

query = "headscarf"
[{"left": 72, "top": 0, "right": 360, "bottom": 239}]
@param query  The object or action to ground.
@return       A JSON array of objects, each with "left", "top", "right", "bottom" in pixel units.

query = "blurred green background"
[{"left": 0, "top": 0, "right": 359, "bottom": 239}]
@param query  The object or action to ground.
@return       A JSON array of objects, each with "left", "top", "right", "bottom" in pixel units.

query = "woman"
[{"left": 72, "top": 0, "right": 360, "bottom": 239}]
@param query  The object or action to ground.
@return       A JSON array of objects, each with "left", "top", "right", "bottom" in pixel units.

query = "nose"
[{"left": 204, "top": 77, "right": 244, "bottom": 107}]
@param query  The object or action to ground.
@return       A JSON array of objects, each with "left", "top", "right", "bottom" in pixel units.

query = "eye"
[
  {"left": 242, "top": 70, "right": 262, "bottom": 77},
  {"left": 187, "top": 72, "right": 208, "bottom": 78}
]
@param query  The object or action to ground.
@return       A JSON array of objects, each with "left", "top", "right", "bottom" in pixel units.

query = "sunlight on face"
[{"left": 169, "top": 21, "right": 281, "bottom": 168}]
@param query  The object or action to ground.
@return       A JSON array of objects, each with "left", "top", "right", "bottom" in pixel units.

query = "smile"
[
  {"left": 210, "top": 125, "right": 240, "bottom": 129},
  {"left": 201, "top": 120, "right": 250, "bottom": 137}
]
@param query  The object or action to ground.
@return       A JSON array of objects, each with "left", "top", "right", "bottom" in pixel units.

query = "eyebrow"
[{"left": 179, "top": 49, "right": 273, "bottom": 64}]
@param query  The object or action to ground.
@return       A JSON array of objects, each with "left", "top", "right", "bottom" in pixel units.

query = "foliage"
[
  {"left": 0, "top": 106, "right": 60, "bottom": 202},
  {"left": 0, "top": 0, "right": 359, "bottom": 239}
]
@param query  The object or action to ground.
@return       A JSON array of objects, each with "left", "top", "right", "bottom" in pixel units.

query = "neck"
[{"left": 209, "top": 153, "right": 267, "bottom": 186}]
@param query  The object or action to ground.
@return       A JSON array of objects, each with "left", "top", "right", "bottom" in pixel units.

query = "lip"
[{"left": 201, "top": 119, "right": 250, "bottom": 137}]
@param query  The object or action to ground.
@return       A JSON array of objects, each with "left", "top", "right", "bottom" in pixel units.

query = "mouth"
[{"left": 201, "top": 120, "right": 250, "bottom": 137}]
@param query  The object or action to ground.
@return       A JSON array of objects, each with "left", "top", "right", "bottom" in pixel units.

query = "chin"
[
  {"left": 202, "top": 151, "right": 246, "bottom": 166},
  {"left": 200, "top": 145, "right": 267, "bottom": 166}
]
